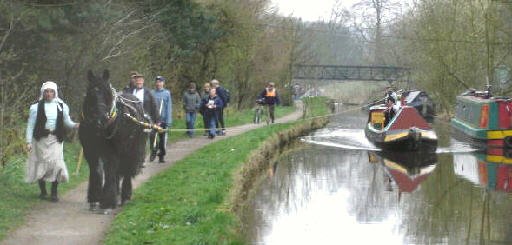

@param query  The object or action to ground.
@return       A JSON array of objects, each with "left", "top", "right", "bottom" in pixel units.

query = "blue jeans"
[
  {"left": 186, "top": 112, "right": 197, "bottom": 136},
  {"left": 207, "top": 114, "right": 217, "bottom": 137}
]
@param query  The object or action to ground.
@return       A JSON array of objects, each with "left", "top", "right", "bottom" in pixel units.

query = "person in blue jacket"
[
  {"left": 200, "top": 88, "right": 223, "bottom": 139},
  {"left": 150, "top": 75, "right": 172, "bottom": 163}
]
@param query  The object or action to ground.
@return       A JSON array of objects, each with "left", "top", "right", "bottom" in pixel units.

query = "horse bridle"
[{"left": 83, "top": 83, "right": 164, "bottom": 139}]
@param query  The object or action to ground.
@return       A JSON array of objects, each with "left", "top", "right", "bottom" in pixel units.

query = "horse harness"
[{"left": 81, "top": 85, "right": 166, "bottom": 139}]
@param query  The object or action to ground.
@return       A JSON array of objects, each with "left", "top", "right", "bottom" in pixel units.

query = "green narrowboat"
[{"left": 451, "top": 89, "right": 512, "bottom": 148}]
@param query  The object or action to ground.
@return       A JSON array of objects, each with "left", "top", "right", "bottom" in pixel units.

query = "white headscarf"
[{"left": 39, "top": 81, "right": 64, "bottom": 109}]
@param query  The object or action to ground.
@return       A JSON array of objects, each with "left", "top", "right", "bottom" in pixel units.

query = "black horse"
[{"left": 79, "top": 70, "right": 147, "bottom": 212}]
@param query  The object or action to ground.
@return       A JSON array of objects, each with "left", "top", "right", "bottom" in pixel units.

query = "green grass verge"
[
  {"left": 0, "top": 142, "right": 88, "bottom": 241},
  {"left": 104, "top": 97, "right": 329, "bottom": 245},
  {"left": 0, "top": 105, "right": 294, "bottom": 242}
]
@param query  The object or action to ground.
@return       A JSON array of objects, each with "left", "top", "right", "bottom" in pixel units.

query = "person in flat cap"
[
  {"left": 124, "top": 72, "right": 159, "bottom": 124},
  {"left": 149, "top": 75, "right": 172, "bottom": 163},
  {"left": 122, "top": 71, "right": 138, "bottom": 94},
  {"left": 25, "top": 81, "right": 79, "bottom": 202},
  {"left": 258, "top": 82, "right": 280, "bottom": 123}
]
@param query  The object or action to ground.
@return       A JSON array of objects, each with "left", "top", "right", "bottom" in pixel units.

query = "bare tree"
[{"left": 352, "top": 0, "right": 402, "bottom": 65}]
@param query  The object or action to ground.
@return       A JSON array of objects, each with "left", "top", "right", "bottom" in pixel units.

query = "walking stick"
[
  {"left": 153, "top": 100, "right": 164, "bottom": 149},
  {"left": 74, "top": 148, "right": 84, "bottom": 175}
]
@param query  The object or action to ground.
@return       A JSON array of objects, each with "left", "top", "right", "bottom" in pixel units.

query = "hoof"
[
  {"left": 121, "top": 199, "right": 131, "bottom": 206},
  {"left": 97, "top": 208, "right": 113, "bottom": 215},
  {"left": 89, "top": 202, "right": 99, "bottom": 211}
]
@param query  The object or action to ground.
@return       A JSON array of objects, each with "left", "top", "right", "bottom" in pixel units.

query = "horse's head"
[{"left": 85, "top": 70, "right": 115, "bottom": 127}]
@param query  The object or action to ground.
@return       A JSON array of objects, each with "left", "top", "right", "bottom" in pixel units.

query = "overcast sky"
[
  {"left": 271, "top": 0, "right": 412, "bottom": 23},
  {"left": 270, "top": 0, "right": 359, "bottom": 22}
]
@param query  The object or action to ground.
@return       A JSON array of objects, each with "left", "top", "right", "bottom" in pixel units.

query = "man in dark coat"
[
  {"left": 124, "top": 73, "right": 160, "bottom": 161},
  {"left": 126, "top": 73, "right": 159, "bottom": 124},
  {"left": 122, "top": 71, "right": 137, "bottom": 94},
  {"left": 259, "top": 82, "right": 280, "bottom": 123},
  {"left": 200, "top": 88, "right": 223, "bottom": 139},
  {"left": 210, "top": 79, "right": 228, "bottom": 135}
]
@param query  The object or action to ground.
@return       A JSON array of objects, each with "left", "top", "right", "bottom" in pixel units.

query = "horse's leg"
[
  {"left": 121, "top": 174, "right": 132, "bottom": 205},
  {"left": 100, "top": 155, "right": 119, "bottom": 211},
  {"left": 115, "top": 173, "right": 121, "bottom": 206},
  {"left": 83, "top": 150, "right": 101, "bottom": 210}
]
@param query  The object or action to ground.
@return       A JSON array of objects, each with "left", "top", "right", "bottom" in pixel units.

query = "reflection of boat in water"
[
  {"left": 454, "top": 150, "right": 512, "bottom": 192},
  {"left": 368, "top": 151, "right": 438, "bottom": 193},
  {"left": 365, "top": 99, "right": 438, "bottom": 152}
]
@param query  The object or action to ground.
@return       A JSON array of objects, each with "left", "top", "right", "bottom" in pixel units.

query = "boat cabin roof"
[
  {"left": 404, "top": 91, "right": 422, "bottom": 103},
  {"left": 369, "top": 105, "right": 387, "bottom": 111},
  {"left": 458, "top": 94, "right": 510, "bottom": 103},
  {"left": 458, "top": 89, "right": 511, "bottom": 102}
]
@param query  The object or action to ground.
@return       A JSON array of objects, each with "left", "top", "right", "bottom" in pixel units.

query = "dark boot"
[
  {"left": 50, "top": 181, "right": 59, "bottom": 202},
  {"left": 149, "top": 151, "right": 157, "bottom": 162},
  {"left": 159, "top": 155, "right": 165, "bottom": 163},
  {"left": 38, "top": 180, "right": 47, "bottom": 200}
]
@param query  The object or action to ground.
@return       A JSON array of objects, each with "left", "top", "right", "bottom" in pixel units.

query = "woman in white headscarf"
[{"left": 25, "top": 81, "right": 79, "bottom": 202}]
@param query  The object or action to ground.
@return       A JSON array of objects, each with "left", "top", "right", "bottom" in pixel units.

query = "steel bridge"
[{"left": 292, "top": 65, "right": 411, "bottom": 82}]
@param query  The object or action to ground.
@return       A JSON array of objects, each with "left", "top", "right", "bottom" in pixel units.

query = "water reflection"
[
  {"left": 454, "top": 151, "right": 512, "bottom": 193},
  {"left": 369, "top": 151, "right": 437, "bottom": 194},
  {"left": 242, "top": 110, "right": 512, "bottom": 245}
]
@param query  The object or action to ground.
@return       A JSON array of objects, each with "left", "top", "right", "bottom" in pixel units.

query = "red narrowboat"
[{"left": 365, "top": 95, "right": 438, "bottom": 152}]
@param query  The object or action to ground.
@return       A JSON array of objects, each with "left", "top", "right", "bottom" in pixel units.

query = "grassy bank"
[
  {"left": 104, "top": 97, "right": 329, "bottom": 244},
  {"left": 0, "top": 142, "right": 88, "bottom": 241},
  {"left": 0, "top": 105, "right": 295, "bottom": 242}
]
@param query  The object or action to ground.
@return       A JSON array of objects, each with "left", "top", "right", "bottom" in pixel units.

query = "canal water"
[{"left": 241, "top": 107, "right": 512, "bottom": 245}]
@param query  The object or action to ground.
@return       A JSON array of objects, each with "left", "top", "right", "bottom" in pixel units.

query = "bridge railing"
[{"left": 292, "top": 65, "right": 411, "bottom": 82}]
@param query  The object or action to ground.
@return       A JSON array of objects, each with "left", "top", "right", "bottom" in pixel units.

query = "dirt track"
[{"left": 1, "top": 105, "right": 302, "bottom": 245}]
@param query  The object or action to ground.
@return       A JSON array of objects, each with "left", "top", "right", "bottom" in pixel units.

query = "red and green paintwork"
[
  {"left": 474, "top": 151, "right": 512, "bottom": 192},
  {"left": 451, "top": 95, "right": 512, "bottom": 144},
  {"left": 366, "top": 104, "right": 438, "bottom": 151}
]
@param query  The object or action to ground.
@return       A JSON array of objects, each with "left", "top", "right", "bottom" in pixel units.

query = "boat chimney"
[{"left": 486, "top": 76, "right": 492, "bottom": 98}]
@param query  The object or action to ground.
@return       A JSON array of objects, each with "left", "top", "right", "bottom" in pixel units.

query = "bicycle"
[{"left": 253, "top": 99, "right": 267, "bottom": 124}]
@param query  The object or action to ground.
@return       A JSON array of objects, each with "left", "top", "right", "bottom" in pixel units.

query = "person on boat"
[
  {"left": 385, "top": 87, "right": 397, "bottom": 104},
  {"left": 384, "top": 96, "right": 397, "bottom": 127}
]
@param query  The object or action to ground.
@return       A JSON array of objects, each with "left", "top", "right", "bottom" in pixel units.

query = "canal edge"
[{"left": 228, "top": 112, "right": 329, "bottom": 219}]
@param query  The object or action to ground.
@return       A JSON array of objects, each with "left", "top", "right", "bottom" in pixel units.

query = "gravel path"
[{"left": 2, "top": 105, "right": 303, "bottom": 245}]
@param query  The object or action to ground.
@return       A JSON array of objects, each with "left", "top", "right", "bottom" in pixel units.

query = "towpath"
[{"left": 1, "top": 104, "right": 303, "bottom": 245}]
